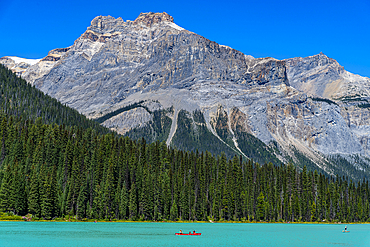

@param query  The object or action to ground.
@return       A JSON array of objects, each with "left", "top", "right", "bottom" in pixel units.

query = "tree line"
[{"left": 0, "top": 114, "right": 369, "bottom": 222}]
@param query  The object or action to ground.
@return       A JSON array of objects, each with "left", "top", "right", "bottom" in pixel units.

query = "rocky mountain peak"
[
  {"left": 286, "top": 52, "right": 339, "bottom": 70},
  {"left": 133, "top": 12, "right": 174, "bottom": 27},
  {"left": 87, "top": 12, "right": 175, "bottom": 33},
  {"left": 88, "top": 15, "right": 125, "bottom": 33}
]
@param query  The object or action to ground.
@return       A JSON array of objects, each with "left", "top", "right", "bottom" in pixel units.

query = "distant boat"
[
  {"left": 342, "top": 230, "right": 350, "bottom": 233},
  {"left": 175, "top": 232, "right": 201, "bottom": 236}
]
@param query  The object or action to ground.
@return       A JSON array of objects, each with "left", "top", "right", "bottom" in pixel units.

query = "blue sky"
[{"left": 1, "top": 0, "right": 369, "bottom": 77}]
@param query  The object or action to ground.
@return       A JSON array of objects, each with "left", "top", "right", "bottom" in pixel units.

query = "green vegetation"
[
  {"left": 285, "top": 147, "right": 370, "bottom": 182},
  {"left": 171, "top": 109, "right": 283, "bottom": 164},
  {"left": 212, "top": 108, "right": 235, "bottom": 148},
  {"left": 357, "top": 103, "right": 370, "bottom": 109},
  {"left": 327, "top": 155, "right": 370, "bottom": 181},
  {"left": 126, "top": 108, "right": 172, "bottom": 143},
  {"left": 94, "top": 101, "right": 151, "bottom": 124},
  {"left": 234, "top": 131, "right": 281, "bottom": 165},
  {"left": 0, "top": 212, "right": 23, "bottom": 221},
  {"left": 0, "top": 114, "right": 369, "bottom": 223},
  {"left": 309, "top": 97, "right": 338, "bottom": 105},
  {"left": 0, "top": 64, "right": 110, "bottom": 135},
  {"left": 336, "top": 95, "right": 363, "bottom": 102},
  {"left": 171, "top": 110, "right": 237, "bottom": 157},
  {"left": 127, "top": 108, "right": 370, "bottom": 182}
]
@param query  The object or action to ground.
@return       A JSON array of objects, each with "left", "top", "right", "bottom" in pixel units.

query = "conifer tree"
[
  {"left": 129, "top": 183, "right": 137, "bottom": 220},
  {"left": 76, "top": 180, "right": 87, "bottom": 220},
  {"left": 0, "top": 164, "right": 13, "bottom": 212},
  {"left": 93, "top": 183, "right": 104, "bottom": 219},
  {"left": 41, "top": 173, "right": 53, "bottom": 219},
  {"left": 311, "top": 201, "right": 317, "bottom": 222},
  {"left": 119, "top": 182, "right": 128, "bottom": 220},
  {"left": 114, "top": 180, "right": 121, "bottom": 219},
  {"left": 104, "top": 161, "right": 115, "bottom": 219},
  {"left": 0, "top": 117, "right": 7, "bottom": 165},
  {"left": 170, "top": 200, "right": 178, "bottom": 221},
  {"left": 28, "top": 165, "right": 40, "bottom": 217},
  {"left": 257, "top": 191, "right": 265, "bottom": 221}
]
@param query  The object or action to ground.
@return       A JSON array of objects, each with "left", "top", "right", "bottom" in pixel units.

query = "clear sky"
[{"left": 1, "top": 0, "right": 369, "bottom": 77}]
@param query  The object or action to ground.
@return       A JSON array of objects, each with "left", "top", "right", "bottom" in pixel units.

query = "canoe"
[
  {"left": 342, "top": 230, "right": 350, "bottom": 233},
  {"left": 175, "top": 233, "right": 201, "bottom": 235}
]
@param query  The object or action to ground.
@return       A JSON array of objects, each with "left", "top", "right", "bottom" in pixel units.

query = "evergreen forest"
[{"left": 0, "top": 114, "right": 369, "bottom": 222}]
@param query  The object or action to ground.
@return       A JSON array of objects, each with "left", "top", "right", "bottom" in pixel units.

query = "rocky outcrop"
[
  {"left": 285, "top": 53, "right": 370, "bottom": 100},
  {"left": 133, "top": 12, "right": 174, "bottom": 27},
  {"left": 102, "top": 107, "right": 152, "bottom": 134},
  {"left": 285, "top": 52, "right": 370, "bottom": 158}
]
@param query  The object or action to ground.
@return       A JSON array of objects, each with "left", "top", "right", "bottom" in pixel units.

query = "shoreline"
[
  {"left": 1, "top": 218, "right": 369, "bottom": 224},
  {"left": 1, "top": 212, "right": 368, "bottom": 224}
]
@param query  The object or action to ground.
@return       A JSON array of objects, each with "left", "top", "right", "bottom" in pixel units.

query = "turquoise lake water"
[{"left": 1, "top": 222, "right": 369, "bottom": 246}]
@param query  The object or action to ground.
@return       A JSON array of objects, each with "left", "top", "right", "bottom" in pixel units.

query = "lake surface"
[{"left": 1, "top": 221, "right": 369, "bottom": 246}]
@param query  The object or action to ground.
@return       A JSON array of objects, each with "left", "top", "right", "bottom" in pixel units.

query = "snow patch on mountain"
[
  {"left": 165, "top": 22, "right": 184, "bottom": 31},
  {"left": 6, "top": 56, "right": 41, "bottom": 65}
]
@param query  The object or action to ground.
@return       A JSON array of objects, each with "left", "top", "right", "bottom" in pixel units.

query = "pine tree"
[
  {"left": 0, "top": 117, "right": 7, "bottom": 165},
  {"left": 41, "top": 173, "right": 53, "bottom": 219},
  {"left": 119, "top": 183, "right": 128, "bottom": 220},
  {"left": 140, "top": 165, "right": 153, "bottom": 220},
  {"left": 129, "top": 183, "right": 137, "bottom": 220},
  {"left": 170, "top": 200, "right": 178, "bottom": 221},
  {"left": 0, "top": 164, "right": 13, "bottom": 212},
  {"left": 104, "top": 161, "right": 115, "bottom": 220},
  {"left": 93, "top": 183, "right": 104, "bottom": 219},
  {"left": 257, "top": 191, "right": 265, "bottom": 221},
  {"left": 14, "top": 166, "right": 27, "bottom": 215},
  {"left": 311, "top": 201, "right": 317, "bottom": 222},
  {"left": 28, "top": 166, "right": 40, "bottom": 217},
  {"left": 76, "top": 180, "right": 87, "bottom": 220}
]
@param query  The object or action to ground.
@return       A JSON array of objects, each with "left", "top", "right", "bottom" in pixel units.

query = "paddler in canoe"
[
  {"left": 175, "top": 230, "right": 201, "bottom": 235},
  {"left": 342, "top": 225, "right": 350, "bottom": 233}
]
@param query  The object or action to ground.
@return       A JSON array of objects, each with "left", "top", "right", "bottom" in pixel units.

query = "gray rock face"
[
  {"left": 285, "top": 53, "right": 370, "bottom": 157},
  {"left": 102, "top": 107, "right": 153, "bottom": 134},
  {"left": 2, "top": 12, "right": 370, "bottom": 177},
  {"left": 285, "top": 53, "right": 370, "bottom": 100}
]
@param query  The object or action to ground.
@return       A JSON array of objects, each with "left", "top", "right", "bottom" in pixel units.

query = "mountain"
[{"left": 1, "top": 12, "right": 370, "bottom": 180}]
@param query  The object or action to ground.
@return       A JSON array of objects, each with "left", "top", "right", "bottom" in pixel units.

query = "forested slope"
[
  {"left": 0, "top": 114, "right": 369, "bottom": 222},
  {"left": 0, "top": 64, "right": 110, "bottom": 134}
]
